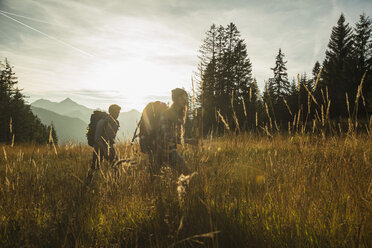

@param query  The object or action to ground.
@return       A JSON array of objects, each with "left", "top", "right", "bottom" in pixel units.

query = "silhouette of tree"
[
  {"left": 270, "top": 49, "right": 290, "bottom": 103},
  {"left": 0, "top": 58, "right": 58, "bottom": 144},
  {"left": 196, "top": 24, "right": 219, "bottom": 135},
  {"left": 321, "top": 13, "right": 354, "bottom": 117},
  {"left": 353, "top": 13, "right": 372, "bottom": 114},
  {"left": 196, "top": 23, "right": 257, "bottom": 134},
  {"left": 312, "top": 61, "right": 321, "bottom": 88}
]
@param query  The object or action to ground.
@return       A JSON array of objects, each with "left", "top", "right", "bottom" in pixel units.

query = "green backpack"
[{"left": 86, "top": 111, "right": 109, "bottom": 147}]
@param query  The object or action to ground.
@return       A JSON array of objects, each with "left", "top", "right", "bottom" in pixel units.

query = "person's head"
[
  {"left": 108, "top": 104, "right": 121, "bottom": 119},
  {"left": 171, "top": 88, "right": 188, "bottom": 109}
]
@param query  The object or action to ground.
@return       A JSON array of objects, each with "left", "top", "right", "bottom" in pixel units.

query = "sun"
[{"left": 83, "top": 59, "right": 175, "bottom": 111}]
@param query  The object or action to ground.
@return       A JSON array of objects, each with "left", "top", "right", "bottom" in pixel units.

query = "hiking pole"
[{"left": 131, "top": 118, "right": 142, "bottom": 143}]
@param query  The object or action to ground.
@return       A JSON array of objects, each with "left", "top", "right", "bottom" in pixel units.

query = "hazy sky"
[{"left": 0, "top": 0, "right": 371, "bottom": 111}]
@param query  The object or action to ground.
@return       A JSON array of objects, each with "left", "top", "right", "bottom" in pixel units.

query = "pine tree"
[
  {"left": 214, "top": 24, "right": 227, "bottom": 120},
  {"left": 321, "top": 13, "right": 354, "bottom": 117},
  {"left": 224, "top": 23, "right": 241, "bottom": 99},
  {"left": 0, "top": 59, "right": 17, "bottom": 142},
  {"left": 0, "top": 58, "right": 57, "bottom": 144},
  {"left": 261, "top": 78, "right": 278, "bottom": 129},
  {"left": 196, "top": 24, "right": 219, "bottom": 134},
  {"left": 353, "top": 14, "right": 372, "bottom": 114},
  {"left": 232, "top": 39, "right": 254, "bottom": 129},
  {"left": 196, "top": 23, "right": 256, "bottom": 133},
  {"left": 312, "top": 61, "right": 321, "bottom": 89},
  {"left": 353, "top": 14, "right": 372, "bottom": 74},
  {"left": 270, "top": 49, "right": 290, "bottom": 103}
]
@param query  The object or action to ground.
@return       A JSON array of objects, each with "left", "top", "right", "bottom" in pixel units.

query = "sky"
[{"left": 0, "top": 0, "right": 371, "bottom": 111}]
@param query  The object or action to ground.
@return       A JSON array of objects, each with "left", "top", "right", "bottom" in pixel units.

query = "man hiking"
[
  {"left": 139, "top": 88, "right": 196, "bottom": 175},
  {"left": 86, "top": 104, "right": 121, "bottom": 184}
]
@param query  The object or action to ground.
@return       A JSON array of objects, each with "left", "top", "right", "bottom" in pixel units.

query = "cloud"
[
  {"left": 145, "top": 95, "right": 171, "bottom": 102},
  {"left": 1, "top": 0, "right": 371, "bottom": 110},
  {"left": 65, "top": 89, "right": 126, "bottom": 100},
  {"left": 147, "top": 54, "right": 196, "bottom": 66}
]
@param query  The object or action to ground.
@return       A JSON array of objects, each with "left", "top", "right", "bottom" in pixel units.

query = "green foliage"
[
  {"left": 194, "top": 13, "right": 372, "bottom": 136},
  {"left": 0, "top": 58, "right": 58, "bottom": 144},
  {"left": 321, "top": 14, "right": 355, "bottom": 117},
  {"left": 353, "top": 14, "right": 372, "bottom": 114},
  {"left": 196, "top": 23, "right": 257, "bottom": 134},
  {"left": 270, "top": 48, "right": 290, "bottom": 101}
]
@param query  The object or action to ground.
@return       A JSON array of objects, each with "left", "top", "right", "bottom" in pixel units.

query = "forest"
[{"left": 189, "top": 13, "right": 371, "bottom": 136}]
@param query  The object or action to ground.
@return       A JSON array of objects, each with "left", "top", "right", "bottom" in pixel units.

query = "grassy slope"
[{"left": 0, "top": 133, "right": 371, "bottom": 247}]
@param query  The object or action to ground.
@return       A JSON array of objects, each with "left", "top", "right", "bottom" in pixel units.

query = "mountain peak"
[
  {"left": 32, "top": 98, "right": 52, "bottom": 104},
  {"left": 60, "top": 97, "right": 75, "bottom": 104}
]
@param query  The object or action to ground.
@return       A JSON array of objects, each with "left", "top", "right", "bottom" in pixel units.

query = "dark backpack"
[
  {"left": 86, "top": 111, "right": 109, "bottom": 147},
  {"left": 139, "top": 101, "right": 168, "bottom": 152}
]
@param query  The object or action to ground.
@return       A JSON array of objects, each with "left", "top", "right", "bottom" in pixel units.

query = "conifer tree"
[
  {"left": 353, "top": 14, "right": 372, "bottom": 75},
  {"left": 0, "top": 58, "right": 57, "bottom": 144},
  {"left": 196, "top": 24, "right": 219, "bottom": 134},
  {"left": 270, "top": 49, "right": 290, "bottom": 103},
  {"left": 312, "top": 61, "right": 321, "bottom": 88},
  {"left": 196, "top": 23, "right": 256, "bottom": 133},
  {"left": 262, "top": 79, "right": 276, "bottom": 122},
  {"left": 353, "top": 14, "right": 372, "bottom": 113},
  {"left": 232, "top": 39, "right": 254, "bottom": 128},
  {"left": 214, "top": 25, "right": 227, "bottom": 111},
  {"left": 321, "top": 13, "right": 354, "bottom": 117}
]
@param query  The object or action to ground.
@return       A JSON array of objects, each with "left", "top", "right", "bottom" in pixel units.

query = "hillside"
[
  {"left": 31, "top": 106, "right": 88, "bottom": 144},
  {"left": 31, "top": 98, "right": 96, "bottom": 122},
  {"left": 31, "top": 98, "right": 142, "bottom": 142}
]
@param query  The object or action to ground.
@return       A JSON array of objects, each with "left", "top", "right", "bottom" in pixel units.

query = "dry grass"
[{"left": 0, "top": 130, "right": 371, "bottom": 247}]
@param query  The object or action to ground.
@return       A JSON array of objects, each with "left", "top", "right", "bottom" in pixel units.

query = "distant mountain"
[
  {"left": 31, "top": 106, "right": 87, "bottom": 144},
  {"left": 116, "top": 109, "right": 142, "bottom": 142},
  {"left": 31, "top": 98, "right": 92, "bottom": 122},
  {"left": 31, "top": 98, "right": 142, "bottom": 144}
]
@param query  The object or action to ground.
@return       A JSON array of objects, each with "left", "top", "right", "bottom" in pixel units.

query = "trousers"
[{"left": 91, "top": 141, "right": 116, "bottom": 170}]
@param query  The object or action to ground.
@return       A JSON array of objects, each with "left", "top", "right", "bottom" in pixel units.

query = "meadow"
[{"left": 0, "top": 127, "right": 371, "bottom": 247}]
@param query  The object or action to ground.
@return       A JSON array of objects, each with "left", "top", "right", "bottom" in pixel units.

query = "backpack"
[
  {"left": 139, "top": 101, "right": 168, "bottom": 153},
  {"left": 86, "top": 111, "right": 109, "bottom": 147}
]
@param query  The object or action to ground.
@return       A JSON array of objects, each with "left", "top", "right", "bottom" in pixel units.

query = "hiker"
[
  {"left": 86, "top": 104, "right": 121, "bottom": 184},
  {"left": 139, "top": 88, "right": 196, "bottom": 175}
]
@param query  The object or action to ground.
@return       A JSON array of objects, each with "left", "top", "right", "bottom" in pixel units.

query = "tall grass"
[
  {"left": 1, "top": 71, "right": 371, "bottom": 247},
  {"left": 0, "top": 130, "right": 371, "bottom": 247}
]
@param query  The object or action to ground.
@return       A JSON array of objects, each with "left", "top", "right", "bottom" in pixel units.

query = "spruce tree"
[
  {"left": 224, "top": 23, "right": 241, "bottom": 99},
  {"left": 196, "top": 23, "right": 256, "bottom": 133},
  {"left": 270, "top": 48, "right": 290, "bottom": 102},
  {"left": 232, "top": 39, "right": 254, "bottom": 128},
  {"left": 353, "top": 14, "right": 372, "bottom": 114},
  {"left": 0, "top": 59, "right": 17, "bottom": 142},
  {"left": 321, "top": 13, "right": 354, "bottom": 117},
  {"left": 197, "top": 24, "right": 218, "bottom": 134},
  {"left": 353, "top": 14, "right": 371, "bottom": 74},
  {"left": 0, "top": 58, "right": 57, "bottom": 144},
  {"left": 214, "top": 25, "right": 227, "bottom": 113},
  {"left": 312, "top": 61, "right": 321, "bottom": 88}
]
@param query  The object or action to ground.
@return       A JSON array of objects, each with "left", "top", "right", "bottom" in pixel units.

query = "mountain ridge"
[
  {"left": 31, "top": 106, "right": 88, "bottom": 144},
  {"left": 31, "top": 98, "right": 142, "bottom": 144}
]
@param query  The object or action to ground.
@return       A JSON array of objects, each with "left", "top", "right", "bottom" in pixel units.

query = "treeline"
[
  {"left": 191, "top": 13, "right": 372, "bottom": 135},
  {"left": 0, "top": 58, "right": 57, "bottom": 144}
]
